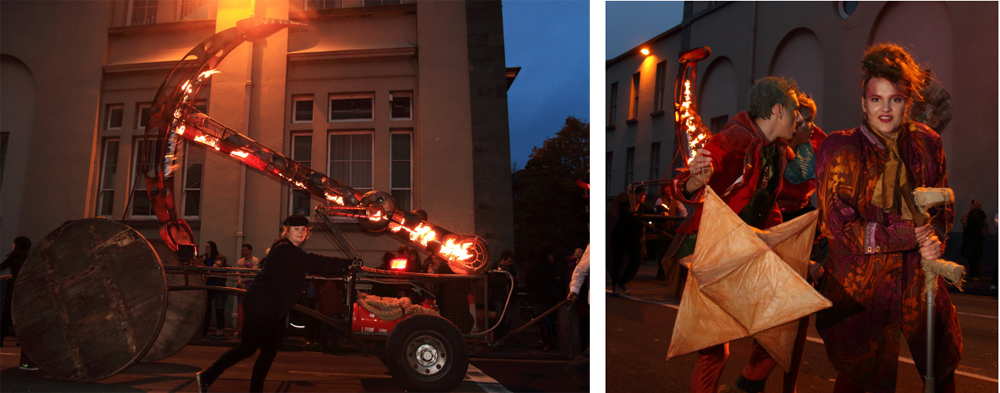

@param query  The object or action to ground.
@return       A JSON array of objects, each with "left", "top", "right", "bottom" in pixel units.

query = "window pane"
[
  {"left": 330, "top": 162, "right": 349, "bottom": 182},
  {"left": 292, "top": 189, "right": 311, "bottom": 216},
  {"left": 391, "top": 161, "right": 410, "bottom": 188},
  {"left": 391, "top": 190, "right": 411, "bottom": 211},
  {"left": 98, "top": 191, "right": 114, "bottom": 216},
  {"left": 352, "top": 164, "right": 372, "bottom": 189},
  {"left": 391, "top": 133, "right": 410, "bottom": 160},
  {"left": 330, "top": 97, "right": 373, "bottom": 121},
  {"left": 131, "top": 139, "right": 160, "bottom": 217},
  {"left": 108, "top": 105, "right": 123, "bottom": 129},
  {"left": 391, "top": 94, "right": 411, "bottom": 119},
  {"left": 352, "top": 134, "right": 372, "bottom": 161},
  {"left": 101, "top": 140, "right": 119, "bottom": 189},
  {"left": 184, "top": 190, "right": 201, "bottom": 216},
  {"left": 609, "top": 83, "right": 618, "bottom": 125},
  {"left": 138, "top": 105, "right": 150, "bottom": 128},
  {"left": 294, "top": 99, "right": 313, "bottom": 122},
  {"left": 293, "top": 135, "right": 312, "bottom": 162},
  {"left": 290, "top": 135, "right": 312, "bottom": 216},
  {"left": 132, "top": 0, "right": 158, "bottom": 25}
]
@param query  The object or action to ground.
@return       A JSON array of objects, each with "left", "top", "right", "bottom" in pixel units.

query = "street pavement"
[
  {"left": 0, "top": 321, "right": 586, "bottom": 392},
  {"left": 607, "top": 260, "right": 998, "bottom": 393}
]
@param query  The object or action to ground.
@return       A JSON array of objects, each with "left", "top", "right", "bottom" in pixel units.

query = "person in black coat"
[{"left": 196, "top": 215, "right": 353, "bottom": 392}]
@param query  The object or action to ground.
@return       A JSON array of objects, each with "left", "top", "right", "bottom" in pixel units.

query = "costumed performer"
[
  {"left": 815, "top": 42, "right": 960, "bottom": 393},
  {"left": 666, "top": 76, "right": 803, "bottom": 393}
]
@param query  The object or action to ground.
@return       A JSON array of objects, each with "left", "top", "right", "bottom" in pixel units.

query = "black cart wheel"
[{"left": 385, "top": 315, "right": 469, "bottom": 392}]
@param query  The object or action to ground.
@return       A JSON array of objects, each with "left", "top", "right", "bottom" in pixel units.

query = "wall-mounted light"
[{"left": 640, "top": 48, "right": 650, "bottom": 56}]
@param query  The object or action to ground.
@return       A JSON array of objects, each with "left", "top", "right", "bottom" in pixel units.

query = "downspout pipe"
[
  {"left": 233, "top": 11, "right": 255, "bottom": 328},
  {"left": 749, "top": 2, "right": 758, "bottom": 85}
]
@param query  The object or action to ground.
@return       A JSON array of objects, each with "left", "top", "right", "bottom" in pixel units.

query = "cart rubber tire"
[{"left": 385, "top": 314, "right": 469, "bottom": 392}]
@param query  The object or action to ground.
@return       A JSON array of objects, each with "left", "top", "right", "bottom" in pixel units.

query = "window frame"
[
  {"left": 136, "top": 103, "right": 151, "bottom": 129},
  {"left": 390, "top": 130, "right": 413, "bottom": 211},
  {"left": 328, "top": 130, "right": 374, "bottom": 192},
  {"left": 128, "top": 137, "right": 160, "bottom": 220},
  {"left": 629, "top": 72, "right": 640, "bottom": 121},
  {"left": 328, "top": 93, "right": 375, "bottom": 122},
  {"left": 96, "top": 138, "right": 120, "bottom": 218},
  {"left": 292, "top": 95, "right": 314, "bottom": 124},
  {"left": 653, "top": 61, "right": 667, "bottom": 113},
  {"left": 181, "top": 140, "right": 205, "bottom": 219},
  {"left": 624, "top": 147, "right": 635, "bottom": 189},
  {"left": 608, "top": 82, "right": 619, "bottom": 126},
  {"left": 106, "top": 104, "right": 124, "bottom": 130},
  {"left": 129, "top": 0, "right": 158, "bottom": 26},
  {"left": 288, "top": 133, "right": 313, "bottom": 217},
  {"left": 389, "top": 91, "right": 413, "bottom": 121}
]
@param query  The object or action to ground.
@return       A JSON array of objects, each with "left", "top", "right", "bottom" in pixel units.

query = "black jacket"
[{"left": 249, "top": 239, "right": 352, "bottom": 314}]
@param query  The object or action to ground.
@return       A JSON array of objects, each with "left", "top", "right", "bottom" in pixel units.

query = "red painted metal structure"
[{"left": 144, "top": 17, "right": 489, "bottom": 274}]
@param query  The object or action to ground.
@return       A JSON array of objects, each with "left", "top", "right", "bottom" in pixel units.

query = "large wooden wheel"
[{"left": 11, "top": 219, "right": 167, "bottom": 381}]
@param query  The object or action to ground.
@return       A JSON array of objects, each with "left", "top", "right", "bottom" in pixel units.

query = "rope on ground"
[{"left": 356, "top": 292, "right": 439, "bottom": 321}]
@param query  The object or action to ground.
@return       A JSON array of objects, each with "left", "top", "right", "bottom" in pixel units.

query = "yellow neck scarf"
[{"left": 869, "top": 123, "right": 921, "bottom": 224}]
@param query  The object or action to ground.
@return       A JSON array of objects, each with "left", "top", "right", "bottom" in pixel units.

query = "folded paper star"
[{"left": 666, "top": 186, "right": 832, "bottom": 371}]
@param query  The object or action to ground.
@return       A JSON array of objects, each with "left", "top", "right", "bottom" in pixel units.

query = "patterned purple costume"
[{"left": 815, "top": 121, "right": 961, "bottom": 392}]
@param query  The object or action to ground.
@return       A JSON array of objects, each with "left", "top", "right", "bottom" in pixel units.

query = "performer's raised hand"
[
  {"left": 685, "top": 148, "right": 714, "bottom": 194},
  {"left": 915, "top": 224, "right": 943, "bottom": 261}
]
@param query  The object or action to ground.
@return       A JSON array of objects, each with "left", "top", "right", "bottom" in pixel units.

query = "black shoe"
[
  {"left": 195, "top": 371, "right": 210, "bottom": 393},
  {"left": 19, "top": 363, "right": 39, "bottom": 371}
]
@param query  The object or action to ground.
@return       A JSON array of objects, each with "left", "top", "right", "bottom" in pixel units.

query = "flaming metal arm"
[
  {"left": 146, "top": 17, "right": 490, "bottom": 274},
  {"left": 673, "top": 47, "right": 713, "bottom": 166}
]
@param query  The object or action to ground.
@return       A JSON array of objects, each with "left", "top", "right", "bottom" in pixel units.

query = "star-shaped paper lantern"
[{"left": 666, "top": 186, "right": 832, "bottom": 371}]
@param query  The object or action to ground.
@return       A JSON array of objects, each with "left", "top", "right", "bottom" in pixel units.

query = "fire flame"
[
  {"left": 194, "top": 134, "right": 220, "bottom": 150},
  {"left": 390, "top": 258, "right": 407, "bottom": 270},
  {"left": 408, "top": 223, "right": 437, "bottom": 247},
  {"left": 439, "top": 236, "right": 474, "bottom": 262},
  {"left": 679, "top": 80, "right": 711, "bottom": 165},
  {"left": 199, "top": 69, "right": 220, "bottom": 79},
  {"left": 230, "top": 150, "right": 249, "bottom": 159},
  {"left": 324, "top": 193, "right": 344, "bottom": 205}
]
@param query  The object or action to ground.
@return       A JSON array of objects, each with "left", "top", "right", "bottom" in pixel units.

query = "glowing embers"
[
  {"left": 390, "top": 258, "right": 407, "bottom": 270},
  {"left": 679, "top": 80, "right": 711, "bottom": 165},
  {"left": 439, "top": 236, "right": 475, "bottom": 262},
  {"left": 194, "top": 134, "right": 221, "bottom": 151}
]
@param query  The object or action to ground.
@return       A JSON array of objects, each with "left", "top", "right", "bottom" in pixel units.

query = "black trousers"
[
  {"left": 610, "top": 238, "right": 641, "bottom": 287},
  {"left": 201, "top": 291, "right": 285, "bottom": 392}
]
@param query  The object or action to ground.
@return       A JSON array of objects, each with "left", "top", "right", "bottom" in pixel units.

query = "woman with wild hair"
[{"left": 815, "top": 43, "right": 960, "bottom": 393}]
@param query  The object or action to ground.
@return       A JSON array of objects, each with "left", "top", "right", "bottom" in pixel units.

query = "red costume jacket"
[{"left": 669, "top": 111, "right": 790, "bottom": 234}]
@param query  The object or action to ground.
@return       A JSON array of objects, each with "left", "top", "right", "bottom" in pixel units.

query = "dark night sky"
[
  {"left": 502, "top": 0, "right": 589, "bottom": 171},
  {"left": 605, "top": 1, "right": 683, "bottom": 60},
  {"left": 502, "top": 1, "right": 683, "bottom": 171}
]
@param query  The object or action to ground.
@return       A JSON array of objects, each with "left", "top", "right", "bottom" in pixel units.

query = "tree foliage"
[{"left": 512, "top": 116, "right": 590, "bottom": 263}]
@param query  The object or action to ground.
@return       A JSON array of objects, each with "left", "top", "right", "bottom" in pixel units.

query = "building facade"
[
  {"left": 605, "top": 1, "right": 999, "bottom": 235},
  {"left": 1, "top": 0, "right": 515, "bottom": 266}
]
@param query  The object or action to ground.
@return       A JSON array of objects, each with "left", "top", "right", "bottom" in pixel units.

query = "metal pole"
[{"left": 925, "top": 277, "right": 935, "bottom": 393}]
